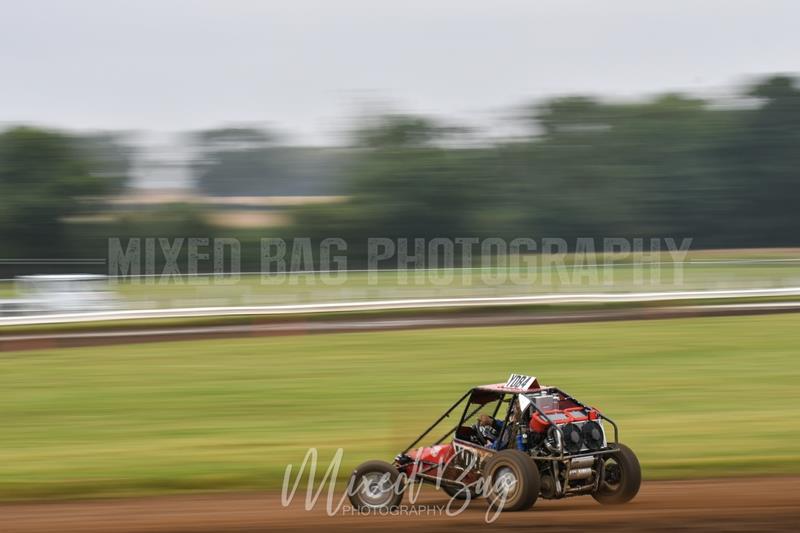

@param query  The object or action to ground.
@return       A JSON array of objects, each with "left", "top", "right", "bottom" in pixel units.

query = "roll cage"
[{"left": 398, "top": 385, "right": 620, "bottom": 462}]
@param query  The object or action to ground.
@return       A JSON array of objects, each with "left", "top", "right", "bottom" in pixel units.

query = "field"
[
  {"left": 1, "top": 313, "right": 799, "bottom": 500},
  {"left": 112, "top": 258, "right": 800, "bottom": 308}
]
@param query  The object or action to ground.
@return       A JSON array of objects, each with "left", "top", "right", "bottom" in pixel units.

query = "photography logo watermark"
[
  {"left": 338, "top": 503, "right": 449, "bottom": 516},
  {"left": 282, "top": 447, "right": 525, "bottom": 523},
  {"left": 107, "top": 236, "right": 693, "bottom": 287}
]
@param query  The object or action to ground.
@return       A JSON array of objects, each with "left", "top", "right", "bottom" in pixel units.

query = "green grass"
[{"left": 1, "top": 313, "right": 799, "bottom": 500}]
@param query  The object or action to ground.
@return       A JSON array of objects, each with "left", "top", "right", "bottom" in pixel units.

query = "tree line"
[
  {"left": 0, "top": 74, "right": 798, "bottom": 274},
  {"left": 294, "top": 75, "right": 800, "bottom": 249}
]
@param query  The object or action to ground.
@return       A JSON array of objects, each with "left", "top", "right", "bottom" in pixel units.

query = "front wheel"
[
  {"left": 348, "top": 460, "right": 405, "bottom": 511},
  {"left": 592, "top": 443, "right": 641, "bottom": 505},
  {"left": 483, "top": 449, "right": 540, "bottom": 512}
]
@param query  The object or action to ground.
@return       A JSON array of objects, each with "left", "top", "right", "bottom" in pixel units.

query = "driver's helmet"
[{"left": 478, "top": 420, "right": 499, "bottom": 442}]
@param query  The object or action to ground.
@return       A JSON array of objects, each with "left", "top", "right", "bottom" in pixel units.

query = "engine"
[
  {"left": 515, "top": 390, "right": 608, "bottom": 498},
  {"left": 524, "top": 390, "right": 607, "bottom": 456}
]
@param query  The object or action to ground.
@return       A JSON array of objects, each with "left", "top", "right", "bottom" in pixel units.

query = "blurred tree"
[
  {"left": 0, "top": 126, "right": 114, "bottom": 257},
  {"left": 731, "top": 76, "right": 800, "bottom": 244},
  {"left": 354, "top": 115, "right": 451, "bottom": 148},
  {"left": 295, "top": 75, "right": 800, "bottom": 251},
  {"left": 71, "top": 133, "right": 133, "bottom": 194},
  {"left": 192, "top": 126, "right": 346, "bottom": 196},
  {"left": 294, "top": 115, "right": 492, "bottom": 243},
  {"left": 504, "top": 94, "right": 739, "bottom": 244},
  {"left": 5, "top": 73, "right": 800, "bottom": 273}
]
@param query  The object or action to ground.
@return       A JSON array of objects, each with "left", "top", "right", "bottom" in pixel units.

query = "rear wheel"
[
  {"left": 483, "top": 450, "right": 540, "bottom": 512},
  {"left": 348, "top": 460, "right": 405, "bottom": 511},
  {"left": 592, "top": 443, "right": 641, "bottom": 505}
]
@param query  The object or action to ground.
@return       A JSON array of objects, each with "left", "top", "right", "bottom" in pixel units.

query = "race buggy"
[{"left": 348, "top": 374, "right": 641, "bottom": 512}]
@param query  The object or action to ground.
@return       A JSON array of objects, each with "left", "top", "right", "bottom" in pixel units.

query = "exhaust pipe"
[
  {"left": 568, "top": 467, "right": 593, "bottom": 480},
  {"left": 570, "top": 456, "right": 595, "bottom": 468},
  {"left": 568, "top": 456, "right": 595, "bottom": 480}
]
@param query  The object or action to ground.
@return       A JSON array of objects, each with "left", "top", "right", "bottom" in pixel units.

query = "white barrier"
[{"left": 2, "top": 286, "right": 800, "bottom": 326}]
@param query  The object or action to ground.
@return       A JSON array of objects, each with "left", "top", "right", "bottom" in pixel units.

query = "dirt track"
[{"left": 2, "top": 477, "right": 799, "bottom": 533}]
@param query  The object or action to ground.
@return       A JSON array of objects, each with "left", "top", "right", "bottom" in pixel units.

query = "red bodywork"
[
  {"left": 530, "top": 406, "right": 599, "bottom": 433},
  {"left": 401, "top": 441, "right": 491, "bottom": 486},
  {"left": 405, "top": 443, "right": 455, "bottom": 470}
]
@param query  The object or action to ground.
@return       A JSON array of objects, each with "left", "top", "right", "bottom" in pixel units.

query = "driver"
[
  {"left": 477, "top": 414, "right": 502, "bottom": 446},
  {"left": 477, "top": 405, "right": 522, "bottom": 450}
]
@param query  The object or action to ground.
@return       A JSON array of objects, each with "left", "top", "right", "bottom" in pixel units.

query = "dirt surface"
[
  {"left": 2, "top": 477, "right": 799, "bottom": 533},
  {"left": 3, "top": 302, "right": 800, "bottom": 352}
]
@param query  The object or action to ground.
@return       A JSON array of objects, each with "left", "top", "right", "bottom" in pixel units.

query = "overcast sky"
[{"left": 1, "top": 0, "right": 797, "bottom": 144}]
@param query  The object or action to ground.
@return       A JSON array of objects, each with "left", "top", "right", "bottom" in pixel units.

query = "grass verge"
[{"left": 0, "top": 313, "right": 798, "bottom": 500}]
